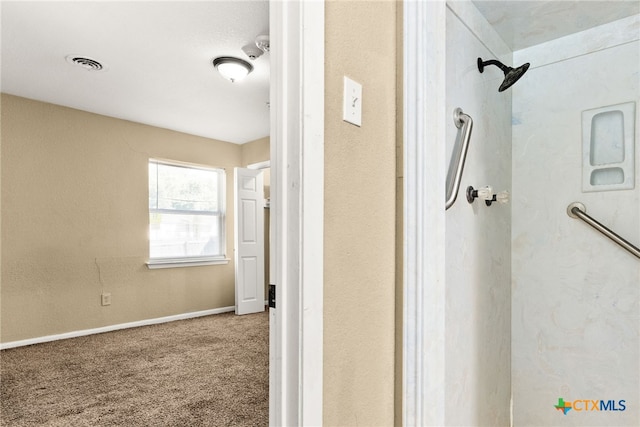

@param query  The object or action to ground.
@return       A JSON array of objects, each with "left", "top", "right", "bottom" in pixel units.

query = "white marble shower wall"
[
  {"left": 511, "top": 15, "right": 640, "bottom": 427},
  {"left": 445, "top": 2, "right": 512, "bottom": 425}
]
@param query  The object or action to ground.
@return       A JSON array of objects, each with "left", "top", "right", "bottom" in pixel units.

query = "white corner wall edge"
[
  {"left": 403, "top": 1, "right": 447, "bottom": 426},
  {"left": 446, "top": 0, "right": 511, "bottom": 62},
  {"left": 0, "top": 306, "right": 236, "bottom": 350}
]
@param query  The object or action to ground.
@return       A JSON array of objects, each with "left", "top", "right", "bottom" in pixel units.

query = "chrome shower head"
[{"left": 477, "top": 57, "right": 530, "bottom": 92}]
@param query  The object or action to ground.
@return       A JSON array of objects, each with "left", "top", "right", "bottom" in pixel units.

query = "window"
[{"left": 147, "top": 159, "right": 227, "bottom": 268}]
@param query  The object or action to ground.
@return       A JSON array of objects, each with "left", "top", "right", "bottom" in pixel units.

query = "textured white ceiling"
[
  {"left": 5, "top": 1, "right": 637, "bottom": 144},
  {"left": 472, "top": 0, "right": 640, "bottom": 51},
  {"left": 1, "top": 1, "right": 269, "bottom": 144}
]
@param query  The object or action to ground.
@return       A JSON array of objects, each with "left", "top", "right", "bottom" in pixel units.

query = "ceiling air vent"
[{"left": 65, "top": 55, "right": 106, "bottom": 71}]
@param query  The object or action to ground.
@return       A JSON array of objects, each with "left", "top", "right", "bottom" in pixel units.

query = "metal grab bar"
[
  {"left": 567, "top": 202, "right": 640, "bottom": 259},
  {"left": 445, "top": 108, "right": 473, "bottom": 210}
]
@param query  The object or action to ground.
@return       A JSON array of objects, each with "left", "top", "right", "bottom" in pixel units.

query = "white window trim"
[
  {"left": 148, "top": 158, "right": 227, "bottom": 264},
  {"left": 145, "top": 257, "right": 230, "bottom": 269}
]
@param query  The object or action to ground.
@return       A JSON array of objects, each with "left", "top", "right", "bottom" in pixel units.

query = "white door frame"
[
  {"left": 402, "top": 1, "right": 447, "bottom": 425},
  {"left": 270, "top": 1, "right": 448, "bottom": 424},
  {"left": 269, "top": 1, "right": 324, "bottom": 425}
]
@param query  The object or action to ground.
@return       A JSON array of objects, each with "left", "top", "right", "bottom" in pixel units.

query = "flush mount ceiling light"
[
  {"left": 213, "top": 57, "right": 253, "bottom": 83},
  {"left": 65, "top": 55, "right": 106, "bottom": 71}
]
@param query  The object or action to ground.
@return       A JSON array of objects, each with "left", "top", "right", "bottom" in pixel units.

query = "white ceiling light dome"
[{"left": 213, "top": 57, "right": 253, "bottom": 83}]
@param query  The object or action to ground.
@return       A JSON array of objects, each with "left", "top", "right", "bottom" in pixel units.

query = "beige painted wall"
[
  {"left": 241, "top": 136, "right": 270, "bottom": 199},
  {"left": 324, "top": 1, "right": 397, "bottom": 425},
  {"left": 1, "top": 94, "right": 243, "bottom": 343},
  {"left": 241, "top": 136, "right": 269, "bottom": 167}
]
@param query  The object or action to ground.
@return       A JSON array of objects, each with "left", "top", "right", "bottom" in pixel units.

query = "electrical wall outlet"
[{"left": 101, "top": 293, "right": 112, "bottom": 306}]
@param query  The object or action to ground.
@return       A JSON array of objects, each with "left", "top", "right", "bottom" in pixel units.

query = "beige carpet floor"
[{"left": 1, "top": 310, "right": 268, "bottom": 426}]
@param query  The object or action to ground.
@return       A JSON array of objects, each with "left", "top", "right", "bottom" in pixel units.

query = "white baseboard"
[{"left": 0, "top": 306, "right": 236, "bottom": 350}]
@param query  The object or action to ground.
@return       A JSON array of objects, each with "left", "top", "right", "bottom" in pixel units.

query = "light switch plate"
[{"left": 343, "top": 76, "right": 362, "bottom": 127}]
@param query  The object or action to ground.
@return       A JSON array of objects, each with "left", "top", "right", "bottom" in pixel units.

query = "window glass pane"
[
  {"left": 148, "top": 160, "right": 225, "bottom": 261},
  {"left": 149, "top": 212, "right": 222, "bottom": 258},
  {"left": 155, "top": 163, "right": 219, "bottom": 212}
]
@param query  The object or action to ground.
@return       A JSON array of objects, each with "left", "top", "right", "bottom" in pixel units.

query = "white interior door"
[{"left": 234, "top": 167, "right": 265, "bottom": 315}]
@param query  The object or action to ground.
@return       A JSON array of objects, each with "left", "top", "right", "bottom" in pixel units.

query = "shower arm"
[
  {"left": 445, "top": 108, "right": 473, "bottom": 210},
  {"left": 478, "top": 59, "right": 510, "bottom": 74}
]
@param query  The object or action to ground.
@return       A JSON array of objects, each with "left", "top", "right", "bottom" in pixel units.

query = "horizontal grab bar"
[
  {"left": 567, "top": 202, "right": 640, "bottom": 259},
  {"left": 445, "top": 108, "right": 473, "bottom": 210}
]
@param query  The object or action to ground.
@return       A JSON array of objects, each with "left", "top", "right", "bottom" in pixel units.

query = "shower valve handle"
[
  {"left": 476, "top": 186, "right": 493, "bottom": 201},
  {"left": 466, "top": 186, "right": 509, "bottom": 206}
]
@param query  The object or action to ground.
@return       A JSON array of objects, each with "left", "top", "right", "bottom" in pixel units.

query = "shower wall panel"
[
  {"left": 511, "top": 17, "right": 640, "bottom": 427},
  {"left": 444, "top": 3, "right": 512, "bottom": 425}
]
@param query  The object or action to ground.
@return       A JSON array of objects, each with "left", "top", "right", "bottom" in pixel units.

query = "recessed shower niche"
[{"left": 582, "top": 101, "right": 635, "bottom": 191}]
